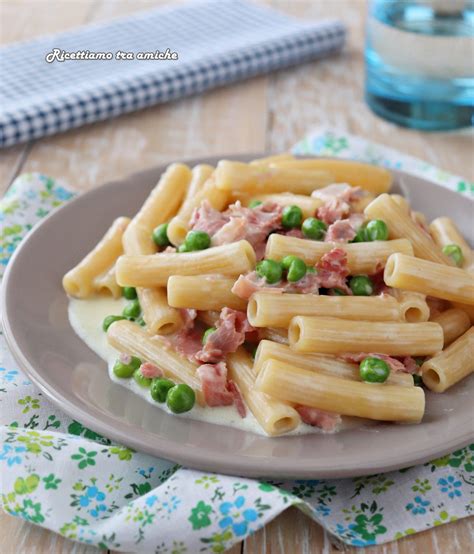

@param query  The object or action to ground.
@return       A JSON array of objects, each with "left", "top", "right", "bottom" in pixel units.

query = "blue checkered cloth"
[{"left": 0, "top": 0, "right": 345, "bottom": 148}]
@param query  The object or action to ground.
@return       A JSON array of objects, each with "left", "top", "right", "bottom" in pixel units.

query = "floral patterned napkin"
[{"left": 0, "top": 130, "right": 473, "bottom": 553}]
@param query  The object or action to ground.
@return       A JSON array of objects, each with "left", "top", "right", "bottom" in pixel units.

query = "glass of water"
[{"left": 365, "top": 0, "right": 474, "bottom": 130}]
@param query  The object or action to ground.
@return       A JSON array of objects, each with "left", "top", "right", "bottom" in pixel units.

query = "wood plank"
[{"left": 0, "top": 510, "right": 102, "bottom": 554}]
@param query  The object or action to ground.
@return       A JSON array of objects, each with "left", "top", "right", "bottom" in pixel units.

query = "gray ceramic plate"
[{"left": 2, "top": 154, "right": 473, "bottom": 478}]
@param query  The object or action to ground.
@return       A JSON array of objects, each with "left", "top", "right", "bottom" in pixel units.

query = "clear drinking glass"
[{"left": 365, "top": 0, "right": 474, "bottom": 130}]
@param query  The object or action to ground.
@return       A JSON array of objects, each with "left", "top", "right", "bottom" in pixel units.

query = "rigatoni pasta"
[
  {"left": 432, "top": 308, "right": 471, "bottom": 347},
  {"left": 63, "top": 216, "right": 130, "bottom": 298},
  {"left": 265, "top": 234, "right": 414, "bottom": 274},
  {"left": 288, "top": 316, "right": 443, "bottom": 356},
  {"left": 168, "top": 275, "right": 246, "bottom": 311},
  {"left": 384, "top": 253, "right": 474, "bottom": 305},
  {"left": 421, "top": 327, "right": 473, "bottom": 393}
]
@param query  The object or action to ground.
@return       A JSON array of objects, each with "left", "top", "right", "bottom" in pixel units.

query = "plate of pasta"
[{"left": 2, "top": 153, "right": 473, "bottom": 478}]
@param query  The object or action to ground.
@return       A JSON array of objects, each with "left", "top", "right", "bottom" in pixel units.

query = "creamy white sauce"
[{"left": 68, "top": 296, "right": 361, "bottom": 436}]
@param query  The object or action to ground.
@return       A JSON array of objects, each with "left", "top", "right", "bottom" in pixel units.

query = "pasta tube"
[
  {"left": 390, "top": 194, "right": 410, "bottom": 212},
  {"left": 388, "top": 290, "right": 430, "bottom": 322},
  {"left": 265, "top": 234, "right": 413, "bottom": 274},
  {"left": 167, "top": 174, "right": 229, "bottom": 246},
  {"left": 421, "top": 327, "right": 474, "bottom": 393},
  {"left": 63, "top": 216, "right": 130, "bottom": 298},
  {"left": 243, "top": 193, "right": 322, "bottom": 218},
  {"left": 261, "top": 327, "right": 288, "bottom": 345},
  {"left": 122, "top": 166, "right": 188, "bottom": 335},
  {"left": 93, "top": 265, "right": 122, "bottom": 299},
  {"left": 139, "top": 287, "right": 183, "bottom": 335},
  {"left": 214, "top": 160, "right": 334, "bottom": 195},
  {"left": 117, "top": 240, "right": 256, "bottom": 287},
  {"left": 183, "top": 164, "right": 214, "bottom": 204},
  {"left": 289, "top": 316, "right": 443, "bottom": 356},
  {"left": 364, "top": 194, "right": 453, "bottom": 265},
  {"left": 226, "top": 349, "right": 301, "bottom": 436},
  {"left": 432, "top": 308, "right": 471, "bottom": 347},
  {"left": 168, "top": 275, "right": 246, "bottom": 311},
  {"left": 253, "top": 340, "right": 414, "bottom": 387},
  {"left": 271, "top": 158, "right": 393, "bottom": 194},
  {"left": 429, "top": 216, "right": 473, "bottom": 269},
  {"left": 384, "top": 253, "right": 474, "bottom": 305},
  {"left": 107, "top": 320, "right": 204, "bottom": 404},
  {"left": 256, "top": 360, "right": 425, "bottom": 423},
  {"left": 247, "top": 293, "right": 402, "bottom": 328}
]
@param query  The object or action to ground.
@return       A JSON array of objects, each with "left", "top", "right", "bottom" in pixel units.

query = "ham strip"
[
  {"left": 139, "top": 362, "right": 163, "bottom": 379},
  {"left": 196, "top": 308, "right": 254, "bottom": 363},
  {"left": 190, "top": 201, "right": 229, "bottom": 235},
  {"left": 315, "top": 247, "right": 351, "bottom": 294},
  {"left": 325, "top": 219, "right": 357, "bottom": 243},
  {"left": 197, "top": 362, "right": 234, "bottom": 407},
  {"left": 231, "top": 272, "right": 285, "bottom": 300},
  {"left": 313, "top": 184, "right": 366, "bottom": 225},
  {"left": 295, "top": 405, "right": 341, "bottom": 432},
  {"left": 228, "top": 380, "right": 247, "bottom": 418}
]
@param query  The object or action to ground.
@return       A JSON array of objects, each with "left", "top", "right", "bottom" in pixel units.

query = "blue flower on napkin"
[
  {"left": 405, "top": 496, "right": 431, "bottom": 515},
  {"left": 438, "top": 476, "right": 462, "bottom": 499},
  {"left": 218, "top": 496, "right": 258, "bottom": 536},
  {"left": 0, "top": 443, "right": 27, "bottom": 466}
]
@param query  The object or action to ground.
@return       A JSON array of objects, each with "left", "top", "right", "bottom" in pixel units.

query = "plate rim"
[{"left": 2, "top": 154, "right": 473, "bottom": 479}]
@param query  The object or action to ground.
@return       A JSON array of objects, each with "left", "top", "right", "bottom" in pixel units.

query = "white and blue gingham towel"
[{"left": 0, "top": 0, "right": 345, "bottom": 148}]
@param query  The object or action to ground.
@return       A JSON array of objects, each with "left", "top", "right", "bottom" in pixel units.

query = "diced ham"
[
  {"left": 339, "top": 352, "right": 408, "bottom": 372},
  {"left": 190, "top": 200, "right": 229, "bottom": 235},
  {"left": 225, "top": 201, "right": 282, "bottom": 260},
  {"left": 197, "top": 362, "right": 234, "bottom": 407},
  {"left": 402, "top": 357, "right": 419, "bottom": 374},
  {"left": 283, "top": 228, "right": 305, "bottom": 239},
  {"left": 196, "top": 308, "right": 255, "bottom": 363},
  {"left": 139, "top": 362, "right": 163, "bottom": 379},
  {"left": 163, "top": 326, "right": 203, "bottom": 361},
  {"left": 295, "top": 405, "right": 341, "bottom": 432},
  {"left": 313, "top": 184, "right": 366, "bottom": 225},
  {"left": 231, "top": 272, "right": 285, "bottom": 300},
  {"left": 315, "top": 247, "right": 351, "bottom": 294},
  {"left": 325, "top": 219, "right": 357, "bottom": 243},
  {"left": 180, "top": 308, "right": 197, "bottom": 332},
  {"left": 228, "top": 380, "right": 247, "bottom": 418},
  {"left": 370, "top": 266, "right": 391, "bottom": 295},
  {"left": 212, "top": 218, "right": 247, "bottom": 246}
]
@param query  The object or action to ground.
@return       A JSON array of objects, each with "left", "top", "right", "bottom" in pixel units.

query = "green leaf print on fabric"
[
  {"left": 43, "top": 474, "right": 62, "bottom": 490},
  {"left": 71, "top": 447, "right": 98, "bottom": 469},
  {"left": 14, "top": 474, "right": 40, "bottom": 495}
]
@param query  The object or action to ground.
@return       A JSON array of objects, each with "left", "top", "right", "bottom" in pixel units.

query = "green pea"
[
  {"left": 166, "top": 384, "right": 196, "bottom": 413},
  {"left": 136, "top": 317, "right": 146, "bottom": 327},
  {"left": 282, "top": 205, "right": 303, "bottom": 229},
  {"left": 133, "top": 369, "right": 152, "bottom": 388},
  {"left": 352, "top": 227, "right": 368, "bottom": 242},
  {"left": 123, "top": 299, "right": 141, "bottom": 319},
  {"left": 413, "top": 374, "right": 423, "bottom": 387},
  {"left": 102, "top": 315, "right": 126, "bottom": 332},
  {"left": 249, "top": 200, "right": 263, "bottom": 208},
  {"left": 123, "top": 286, "right": 137, "bottom": 300},
  {"left": 152, "top": 223, "right": 170, "bottom": 247},
  {"left": 202, "top": 327, "right": 216, "bottom": 345},
  {"left": 287, "top": 257, "right": 307, "bottom": 282},
  {"left": 442, "top": 244, "right": 464, "bottom": 267},
  {"left": 178, "top": 243, "right": 189, "bottom": 253},
  {"left": 281, "top": 255, "right": 299, "bottom": 270},
  {"left": 151, "top": 378, "right": 175, "bottom": 403},
  {"left": 302, "top": 217, "right": 327, "bottom": 240},
  {"left": 359, "top": 357, "right": 390, "bottom": 383},
  {"left": 255, "top": 259, "right": 283, "bottom": 284},
  {"left": 331, "top": 288, "right": 347, "bottom": 296},
  {"left": 184, "top": 230, "right": 211, "bottom": 251},
  {"left": 365, "top": 219, "right": 389, "bottom": 241},
  {"left": 113, "top": 356, "right": 141, "bottom": 379},
  {"left": 349, "top": 275, "right": 374, "bottom": 296}
]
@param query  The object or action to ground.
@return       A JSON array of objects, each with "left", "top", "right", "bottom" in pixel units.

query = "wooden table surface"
[{"left": 0, "top": 1, "right": 472, "bottom": 553}]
